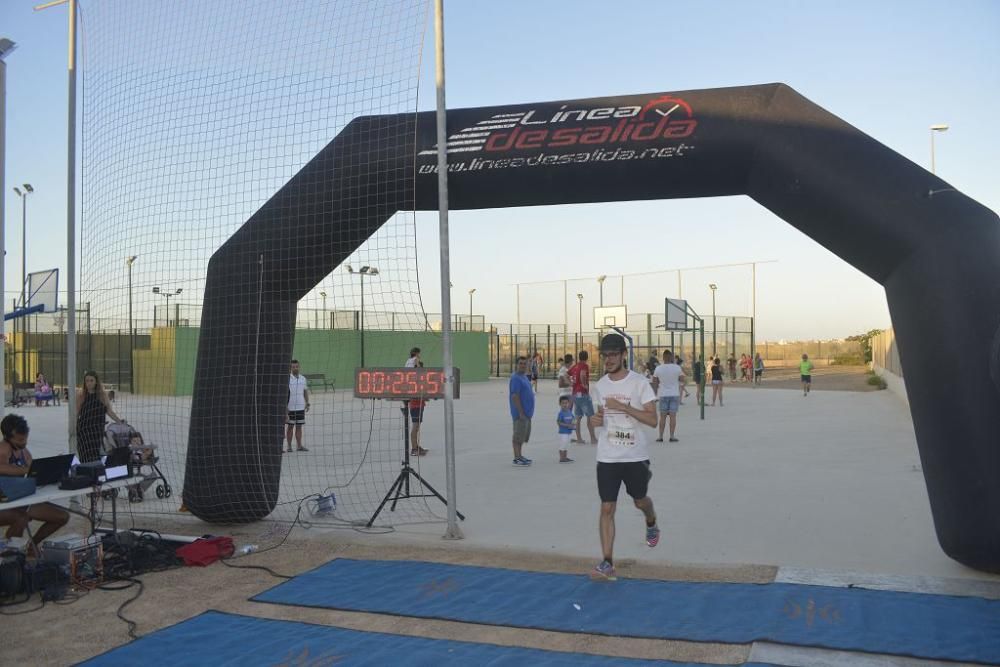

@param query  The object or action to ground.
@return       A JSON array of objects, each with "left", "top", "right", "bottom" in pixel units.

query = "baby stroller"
[{"left": 105, "top": 422, "right": 173, "bottom": 503}]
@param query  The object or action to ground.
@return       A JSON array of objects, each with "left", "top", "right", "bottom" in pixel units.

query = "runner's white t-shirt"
[
  {"left": 592, "top": 370, "right": 656, "bottom": 463},
  {"left": 653, "top": 362, "right": 683, "bottom": 398},
  {"left": 557, "top": 364, "right": 572, "bottom": 397}
]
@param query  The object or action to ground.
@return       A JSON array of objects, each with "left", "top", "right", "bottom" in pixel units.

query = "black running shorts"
[{"left": 596, "top": 460, "right": 651, "bottom": 503}]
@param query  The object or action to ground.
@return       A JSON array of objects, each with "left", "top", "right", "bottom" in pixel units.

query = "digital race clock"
[{"left": 353, "top": 367, "right": 460, "bottom": 400}]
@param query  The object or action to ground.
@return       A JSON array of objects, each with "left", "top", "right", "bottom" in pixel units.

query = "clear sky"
[{"left": 2, "top": 0, "right": 998, "bottom": 340}]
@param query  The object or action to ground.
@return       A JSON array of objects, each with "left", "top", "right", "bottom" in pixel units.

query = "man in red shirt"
[{"left": 569, "top": 350, "right": 598, "bottom": 444}]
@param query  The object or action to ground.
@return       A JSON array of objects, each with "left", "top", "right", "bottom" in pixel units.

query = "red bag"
[{"left": 176, "top": 536, "right": 235, "bottom": 566}]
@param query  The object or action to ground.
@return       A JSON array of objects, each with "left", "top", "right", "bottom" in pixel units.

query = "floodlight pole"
[
  {"left": 35, "top": 0, "right": 78, "bottom": 453},
  {"left": 16, "top": 186, "right": 30, "bottom": 384},
  {"left": 435, "top": 0, "right": 462, "bottom": 540},
  {"left": 126, "top": 256, "right": 137, "bottom": 391},
  {"left": 0, "top": 38, "right": 12, "bottom": 397},
  {"left": 709, "top": 283, "right": 717, "bottom": 356}
]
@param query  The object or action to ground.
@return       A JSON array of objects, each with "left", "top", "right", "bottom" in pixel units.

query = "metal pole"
[
  {"left": 435, "top": 0, "right": 461, "bottom": 540},
  {"left": 127, "top": 260, "right": 133, "bottom": 392},
  {"left": 711, "top": 290, "right": 717, "bottom": 356},
  {"left": 0, "top": 53, "right": 5, "bottom": 396},
  {"left": 751, "top": 263, "right": 756, "bottom": 356},
  {"left": 66, "top": 0, "right": 78, "bottom": 454},
  {"left": 21, "top": 190, "right": 26, "bottom": 384},
  {"left": 359, "top": 273, "right": 365, "bottom": 367},
  {"left": 930, "top": 130, "right": 936, "bottom": 175},
  {"left": 0, "top": 43, "right": 9, "bottom": 398},
  {"left": 562, "top": 280, "right": 567, "bottom": 354},
  {"left": 515, "top": 283, "right": 520, "bottom": 331},
  {"left": 677, "top": 270, "right": 682, "bottom": 298}
]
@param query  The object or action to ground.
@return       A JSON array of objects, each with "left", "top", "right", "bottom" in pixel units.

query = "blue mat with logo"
[
  {"left": 252, "top": 559, "right": 1000, "bottom": 664},
  {"left": 78, "top": 610, "right": 778, "bottom": 666}
]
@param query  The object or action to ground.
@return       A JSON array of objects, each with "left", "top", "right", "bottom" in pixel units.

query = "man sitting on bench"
[{"left": 0, "top": 414, "right": 69, "bottom": 549}]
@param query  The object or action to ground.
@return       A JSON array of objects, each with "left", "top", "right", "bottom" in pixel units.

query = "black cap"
[{"left": 599, "top": 332, "right": 627, "bottom": 353}]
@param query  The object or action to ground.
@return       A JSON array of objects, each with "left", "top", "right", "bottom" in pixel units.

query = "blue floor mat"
[
  {"left": 78, "top": 610, "right": 778, "bottom": 666},
  {"left": 252, "top": 559, "right": 1000, "bottom": 665}
]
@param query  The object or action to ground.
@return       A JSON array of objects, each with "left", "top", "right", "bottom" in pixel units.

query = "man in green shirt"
[{"left": 799, "top": 353, "right": 815, "bottom": 396}]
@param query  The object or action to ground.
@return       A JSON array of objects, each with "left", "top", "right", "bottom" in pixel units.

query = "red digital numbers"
[{"left": 354, "top": 367, "right": 459, "bottom": 400}]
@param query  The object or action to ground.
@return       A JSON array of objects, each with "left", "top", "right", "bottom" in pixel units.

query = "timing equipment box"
[{"left": 42, "top": 535, "right": 103, "bottom": 585}]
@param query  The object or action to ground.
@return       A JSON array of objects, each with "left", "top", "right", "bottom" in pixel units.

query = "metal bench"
[{"left": 303, "top": 373, "right": 335, "bottom": 392}]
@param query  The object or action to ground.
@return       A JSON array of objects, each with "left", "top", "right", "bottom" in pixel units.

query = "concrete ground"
[{"left": 3, "top": 367, "right": 999, "bottom": 666}]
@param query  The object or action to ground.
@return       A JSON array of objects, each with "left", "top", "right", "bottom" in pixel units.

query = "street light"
[
  {"left": 929, "top": 124, "right": 949, "bottom": 174},
  {"left": 468, "top": 288, "right": 476, "bottom": 330},
  {"left": 319, "top": 290, "right": 327, "bottom": 328},
  {"left": 597, "top": 275, "right": 606, "bottom": 306},
  {"left": 152, "top": 286, "right": 182, "bottom": 326},
  {"left": 13, "top": 184, "right": 32, "bottom": 384},
  {"left": 126, "top": 256, "right": 137, "bottom": 391},
  {"left": 708, "top": 283, "right": 718, "bottom": 356},
  {"left": 576, "top": 293, "right": 584, "bottom": 335},
  {"left": 347, "top": 264, "right": 379, "bottom": 367},
  {"left": 0, "top": 38, "right": 17, "bottom": 393}
]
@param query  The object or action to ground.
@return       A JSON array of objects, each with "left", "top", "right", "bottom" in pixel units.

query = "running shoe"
[
  {"left": 512, "top": 457, "right": 532, "bottom": 467},
  {"left": 646, "top": 524, "right": 661, "bottom": 548},
  {"left": 590, "top": 560, "right": 617, "bottom": 581},
  {"left": 519, "top": 455, "right": 532, "bottom": 464}
]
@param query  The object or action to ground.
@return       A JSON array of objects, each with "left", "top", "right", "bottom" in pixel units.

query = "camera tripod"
[{"left": 366, "top": 403, "right": 465, "bottom": 527}]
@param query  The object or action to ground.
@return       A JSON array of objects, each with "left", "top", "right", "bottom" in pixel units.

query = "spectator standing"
[
  {"left": 556, "top": 396, "right": 575, "bottom": 463},
  {"left": 753, "top": 353, "right": 765, "bottom": 386},
  {"left": 692, "top": 355, "right": 706, "bottom": 406},
  {"left": 530, "top": 351, "right": 543, "bottom": 393},
  {"left": 76, "top": 370, "right": 124, "bottom": 462},
  {"left": 509, "top": 356, "right": 535, "bottom": 467},
  {"left": 710, "top": 357, "right": 724, "bottom": 407},
  {"left": 557, "top": 354, "right": 574, "bottom": 405},
  {"left": 286, "top": 360, "right": 310, "bottom": 452},
  {"left": 569, "top": 350, "right": 597, "bottom": 444},
  {"left": 652, "top": 350, "right": 685, "bottom": 443}
]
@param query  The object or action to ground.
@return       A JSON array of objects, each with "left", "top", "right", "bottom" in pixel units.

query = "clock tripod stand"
[{"left": 366, "top": 401, "right": 465, "bottom": 527}]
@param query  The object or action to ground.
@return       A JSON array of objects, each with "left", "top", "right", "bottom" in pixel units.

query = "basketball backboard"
[
  {"left": 665, "top": 298, "right": 688, "bottom": 330},
  {"left": 593, "top": 305, "right": 627, "bottom": 330},
  {"left": 27, "top": 269, "right": 59, "bottom": 313}
]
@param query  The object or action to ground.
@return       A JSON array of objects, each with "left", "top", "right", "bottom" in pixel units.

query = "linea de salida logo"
[{"left": 418, "top": 95, "right": 696, "bottom": 157}]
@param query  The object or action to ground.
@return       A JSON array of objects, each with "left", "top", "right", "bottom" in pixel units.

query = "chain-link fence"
[{"left": 487, "top": 314, "right": 861, "bottom": 378}]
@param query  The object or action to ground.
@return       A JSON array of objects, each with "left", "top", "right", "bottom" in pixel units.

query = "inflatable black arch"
[{"left": 184, "top": 84, "right": 1000, "bottom": 572}]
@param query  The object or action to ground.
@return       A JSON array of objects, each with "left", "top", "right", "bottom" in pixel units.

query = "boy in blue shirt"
[{"left": 557, "top": 396, "right": 575, "bottom": 463}]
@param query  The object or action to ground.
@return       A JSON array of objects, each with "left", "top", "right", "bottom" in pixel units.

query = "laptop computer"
[
  {"left": 26, "top": 454, "right": 76, "bottom": 487},
  {"left": 101, "top": 446, "right": 132, "bottom": 481}
]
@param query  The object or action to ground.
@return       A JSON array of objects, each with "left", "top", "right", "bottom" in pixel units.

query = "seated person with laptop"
[{"left": 0, "top": 414, "right": 69, "bottom": 548}]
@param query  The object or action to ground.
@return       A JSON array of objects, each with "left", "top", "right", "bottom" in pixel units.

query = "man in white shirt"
[
  {"left": 557, "top": 353, "right": 574, "bottom": 404},
  {"left": 286, "top": 360, "right": 310, "bottom": 453},
  {"left": 587, "top": 333, "right": 660, "bottom": 581},
  {"left": 652, "top": 350, "right": 686, "bottom": 443},
  {"left": 405, "top": 347, "right": 421, "bottom": 368}
]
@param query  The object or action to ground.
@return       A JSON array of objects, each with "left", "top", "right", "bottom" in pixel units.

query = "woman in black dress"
[
  {"left": 76, "top": 370, "right": 123, "bottom": 462},
  {"left": 710, "top": 357, "right": 725, "bottom": 407}
]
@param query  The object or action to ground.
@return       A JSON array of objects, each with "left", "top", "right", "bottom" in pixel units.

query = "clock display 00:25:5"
[{"left": 353, "top": 367, "right": 460, "bottom": 399}]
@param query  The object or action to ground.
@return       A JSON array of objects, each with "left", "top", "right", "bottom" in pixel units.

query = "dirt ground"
[
  {"left": 4, "top": 518, "right": 774, "bottom": 666},
  {"left": 722, "top": 365, "right": 880, "bottom": 393}
]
